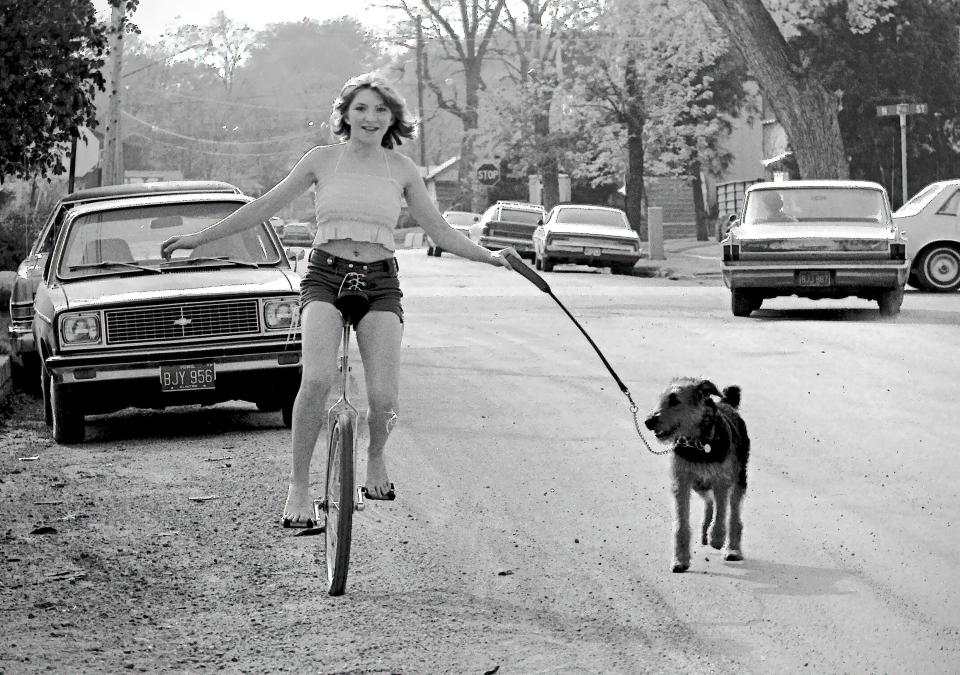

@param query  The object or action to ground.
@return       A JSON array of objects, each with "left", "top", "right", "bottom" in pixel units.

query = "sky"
[{"left": 94, "top": 0, "right": 394, "bottom": 41}]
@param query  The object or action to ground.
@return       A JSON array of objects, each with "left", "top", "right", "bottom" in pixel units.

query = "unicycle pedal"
[{"left": 360, "top": 483, "right": 396, "bottom": 501}]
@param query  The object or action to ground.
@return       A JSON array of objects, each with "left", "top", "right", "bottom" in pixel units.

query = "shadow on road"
[{"left": 710, "top": 558, "right": 855, "bottom": 597}]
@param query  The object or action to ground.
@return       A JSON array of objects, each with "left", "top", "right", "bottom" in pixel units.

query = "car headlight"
[
  {"left": 264, "top": 298, "right": 299, "bottom": 330},
  {"left": 60, "top": 313, "right": 102, "bottom": 345}
]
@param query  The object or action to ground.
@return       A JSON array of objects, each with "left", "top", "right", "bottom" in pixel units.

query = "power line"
[
  {"left": 122, "top": 110, "right": 319, "bottom": 145},
  {"left": 125, "top": 132, "right": 310, "bottom": 157}
]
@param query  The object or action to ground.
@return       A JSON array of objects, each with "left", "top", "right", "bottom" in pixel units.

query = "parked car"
[
  {"left": 426, "top": 210, "right": 481, "bottom": 257},
  {"left": 892, "top": 179, "right": 960, "bottom": 292},
  {"left": 8, "top": 181, "right": 241, "bottom": 389},
  {"left": 472, "top": 201, "right": 546, "bottom": 258},
  {"left": 32, "top": 188, "right": 302, "bottom": 444},
  {"left": 721, "top": 180, "right": 909, "bottom": 317},
  {"left": 279, "top": 221, "right": 316, "bottom": 248},
  {"left": 532, "top": 204, "right": 642, "bottom": 274}
]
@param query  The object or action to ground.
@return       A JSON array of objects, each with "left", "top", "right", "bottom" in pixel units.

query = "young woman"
[{"left": 161, "top": 72, "right": 516, "bottom": 527}]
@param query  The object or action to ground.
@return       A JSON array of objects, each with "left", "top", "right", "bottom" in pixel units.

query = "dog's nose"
[{"left": 644, "top": 414, "right": 658, "bottom": 431}]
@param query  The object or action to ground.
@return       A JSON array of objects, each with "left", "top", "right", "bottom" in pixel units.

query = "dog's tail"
[{"left": 721, "top": 385, "right": 741, "bottom": 409}]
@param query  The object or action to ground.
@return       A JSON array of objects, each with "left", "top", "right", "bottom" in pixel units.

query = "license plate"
[
  {"left": 160, "top": 363, "right": 216, "bottom": 392},
  {"left": 798, "top": 270, "right": 832, "bottom": 287},
  {"left": 584, "top": 247, "right": 602, "bottom": 257}
]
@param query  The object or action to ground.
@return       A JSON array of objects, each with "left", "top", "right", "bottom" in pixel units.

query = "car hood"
[
  {"left": 735, "top": 224, "right": 897, "bottom": 241},
  {"left": 53, "top": 268, "right": 299, "bottom": 311},
  {"left": 544, "top": 223, "right": 639, "bottom": 240}
]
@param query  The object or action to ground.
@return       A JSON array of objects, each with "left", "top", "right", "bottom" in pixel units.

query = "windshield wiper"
[
  {"left": 69, "top": 260, "right": 162, "bottom": 274},
  {"left": 162, "top": 256, "right": 260, "bottom": 269}
]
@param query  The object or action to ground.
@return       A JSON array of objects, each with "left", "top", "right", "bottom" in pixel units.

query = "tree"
[
  {"left": 699, "top": 0, "right": 852, "bottom": 179},
  {"left": 393, "top": 0, "right": 507, "bottom": 210},
  {"left": 0, "top": 0, "right": 133, "bottom": 181},
  {"left": 788, "top": 0, "right": 960, "bottom": 204}
]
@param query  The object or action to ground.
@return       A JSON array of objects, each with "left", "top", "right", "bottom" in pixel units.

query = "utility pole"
[
  {"left": 416, "top": 15, "right": 427, "bottom": 168},
  {"left": 102, "top": 2, "right": 125, "bottom": 185}
]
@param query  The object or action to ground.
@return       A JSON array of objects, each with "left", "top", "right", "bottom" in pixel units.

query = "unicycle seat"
[{"left": 334, "top": 271, "right": 371, "bottom": 326}]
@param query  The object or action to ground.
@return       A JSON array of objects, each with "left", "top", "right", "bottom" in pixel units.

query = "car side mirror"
[
  {"left": 472, "top": 216, "right": 479, "bottom": 223},
  {"left": 286, "top": 248, "right": 305, "bottom": 261},
  {"left": 537, "top": 218, "right": 544, "bottom": 226}
]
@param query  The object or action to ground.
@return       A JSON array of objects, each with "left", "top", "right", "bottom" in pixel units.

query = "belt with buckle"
[{"left": 309, "top": 249, "right": 398, "bottom": 274}]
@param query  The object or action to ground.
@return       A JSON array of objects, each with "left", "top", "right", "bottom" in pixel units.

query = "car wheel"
[
  {"left": 541, "top": 255, "right": 554, "bottom": 272},
  {"left": 434, "top": 247, "right": 443, "bottom": 257},
  {"left": 878, "top": 287, "right": 904, "bottom": 317},
  {"left": 731, "top": 289, "right": 757, "bottom": 317},
  {"left": 256, "top": 400, "right": 282, "bottom": 412},
  {"left": 534, "top": 255, "right": 542, "bottom": 271},
  {"left": 611, "top": 264, "right": 634, "bottom": 275},
  {"left": 426, "top": 246, "right": 434, "bottom": 256},
  {"left": 12, "top": 353, "right": 41, "bottom": 395},
  {"left": 50, "top": 379, "right": 84, "bottom": 444},
  {"left": 41, "top": 364, "right": 52, "bottom": 427},
  {"left": 915, "top": 245, "right": 960, "bottom": 292}
]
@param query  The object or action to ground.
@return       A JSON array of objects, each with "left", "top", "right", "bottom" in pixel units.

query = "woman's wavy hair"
[{"left": 330, "top": 73, "right": 418, "bottom": 149}]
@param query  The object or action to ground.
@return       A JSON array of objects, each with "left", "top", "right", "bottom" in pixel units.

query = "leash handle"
[{"left": 503, "top": 251, "right": 551, "bottom": 293}]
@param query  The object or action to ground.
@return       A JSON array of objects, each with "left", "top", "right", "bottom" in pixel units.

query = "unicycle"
[{"left": 313, "top": 270, "right": 394, "bottom": 596}]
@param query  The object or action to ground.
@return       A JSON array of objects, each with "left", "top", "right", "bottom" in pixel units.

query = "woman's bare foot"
[
  {"left": 281, "top": 483, "right": 314, "bottom": 527},
  {"left": 364, "top": 452, "right": 393, "bottom": 499}
]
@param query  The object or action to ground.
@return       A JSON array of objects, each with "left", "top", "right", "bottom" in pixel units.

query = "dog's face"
[{"left": 644, "top": 377, "right": 721, "bottom": 443}]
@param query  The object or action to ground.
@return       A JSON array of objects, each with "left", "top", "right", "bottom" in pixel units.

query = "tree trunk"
[
  {"left": 624, "top": 56, "right": 646, "bottom": 240},
  {"left": 535, "top": 109, "right": 559, "bottom": 209},
  {"left": 700, "top": 0, "right": 849, "bottom": 179},
  {"left": 691, "top": 161, "right": 708, "bottom": 241}
]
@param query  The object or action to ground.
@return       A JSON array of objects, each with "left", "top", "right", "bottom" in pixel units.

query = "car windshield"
[
  {"left": 500, "top": 208, "right": 543, "bottom": 225},
  {"left": 744, "top": 188, "right": 888, "bottom": 225},
  {"left": 893, "top": 182, "right": 945, "bottom": 217},
  {"left": 57, "top": 201, "right": 281, "bottom": 279},
  {"left": 554, "top": 208, "right": 628, "bottom": 227},
  {"left": 280, "top": 223, "right": 315, "bottom": 246}
]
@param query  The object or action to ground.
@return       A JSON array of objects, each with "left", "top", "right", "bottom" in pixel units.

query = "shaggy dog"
[{"left": 644, "top": 377, "right": 750, "bottom": 573}]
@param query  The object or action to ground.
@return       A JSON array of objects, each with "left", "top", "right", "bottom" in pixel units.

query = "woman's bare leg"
[
  {"left": 356, "top": 310, "right": 403, "bottom": 498},
  {"left": 282, "top": 301, "right": 342, "bottom": 525}
]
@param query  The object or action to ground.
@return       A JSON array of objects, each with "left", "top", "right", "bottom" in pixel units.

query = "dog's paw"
[
  {"left": 723, "top": 549, "right": 743, "bottom": 562},
  {"left": 671, "top": 561, "right": 689, "bottom": 573},
  {"left": 708, "top": 537, "right": 725, "bottom": 551}
]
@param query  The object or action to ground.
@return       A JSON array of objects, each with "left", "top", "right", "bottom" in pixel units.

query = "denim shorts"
[{"left": 300, "top": 249, "right": 404, "bottom": 323}]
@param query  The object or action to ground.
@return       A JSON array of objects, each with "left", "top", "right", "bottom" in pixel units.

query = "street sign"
[
  {"left": 876, "top": 103, "right": 928, "bottom": 117},
  {"left": 476, "top": 162, "right": 500, "bottom": 186},
  {"left": 875, "top": 102, "right": 928, "bottom": 205}
]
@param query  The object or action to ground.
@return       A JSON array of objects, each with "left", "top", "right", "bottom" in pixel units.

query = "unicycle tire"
[{"left": 324, "top": 412, "right": 355, "bottom": 596}]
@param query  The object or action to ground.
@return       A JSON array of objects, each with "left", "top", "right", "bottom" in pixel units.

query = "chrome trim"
[{"left": 55, "top": 356, "right": 300, "bottom": 384}]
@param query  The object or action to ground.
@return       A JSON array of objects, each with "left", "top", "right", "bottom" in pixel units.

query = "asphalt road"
[{"left": 2, "top": 249, "right": 958, "bottom": 673}]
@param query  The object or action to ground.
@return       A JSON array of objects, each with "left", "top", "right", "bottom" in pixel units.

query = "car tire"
[
  {"left": 50, "top": 379, "right": 84, "bottom": 444},
  {"left": 12, "top": 353, "right": 41, "bottom": 395},
  {"left": 281, "top": 398, "right": 294, "bottom": 428},
  {"left": 731, "top": 289, "right": 757, "bottom": 317},
  {"left": 611, "top": 264, "right": 634, "bottom": 275},
  {"left": 878, "top": 287, "right": 904, "bottom": 317},
  {"left": 41, "top": 364, "right": 52, "bottom": 427},
  {"left": 534, "top": 255, "right": 542, "bottom": 270},
  {"left": 914, "top": 245, "right": 960, "bottom": 292},
  {"left": 541, "top": 255, "right": 554, "bottom": 272},
  {"left": 426, "top": 246, "right": 434, "bottom": 256},
  {"left": 434, "top": 247, "right": 443, "bottom": 257},
  {"left": 256, "top": 400, "right": 282, "bottom": 412}
]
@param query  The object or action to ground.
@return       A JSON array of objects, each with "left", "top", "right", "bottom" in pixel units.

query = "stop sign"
[{"left": 476, "top": 162, "right": 500, "bottom": 186}]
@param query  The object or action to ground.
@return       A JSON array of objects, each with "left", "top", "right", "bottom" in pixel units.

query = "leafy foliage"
[{"left": 0, "top": 0, "right": 121, "bottom": 181}]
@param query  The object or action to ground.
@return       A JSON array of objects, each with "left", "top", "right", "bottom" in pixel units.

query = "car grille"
[{"left": 105, "top": 299, "right": 261, "bottom": 345}]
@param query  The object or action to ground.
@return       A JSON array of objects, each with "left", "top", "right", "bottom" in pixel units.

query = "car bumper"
[
  {"left": 44, "top": 342, "right": 302, "bottom": 412},
  {"left": 542, "top": 246, "right": 641, "bottom": 267},
  {"left": 479, "top": 235, "right": 535, "bottom": 252},
  {"left": 722, "top": 262, "right": 909, "bottom": 293},
  {"left": 7, "top": 322, "right": 36, "bottom": 359}
]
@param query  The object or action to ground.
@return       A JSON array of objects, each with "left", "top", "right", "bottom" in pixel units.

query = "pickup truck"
[{"left": 473, "top": 201, "right": 547, "bottom": 259}]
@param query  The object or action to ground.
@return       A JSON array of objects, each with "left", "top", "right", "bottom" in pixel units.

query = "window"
[{"left": 936, "top": 189, "right": 960, "bottom": 216}]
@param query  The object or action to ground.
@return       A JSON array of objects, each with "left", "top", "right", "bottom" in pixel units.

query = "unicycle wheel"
[{"left": 323, "top": 411, "right": 355, "bottom": 596}]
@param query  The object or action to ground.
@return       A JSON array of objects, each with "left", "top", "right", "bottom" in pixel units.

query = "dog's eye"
[{"left": 667, "top": 393, "right": 680, "bottom": 406}]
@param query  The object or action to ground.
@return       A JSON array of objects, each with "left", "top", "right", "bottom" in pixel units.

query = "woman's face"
[{"left": 345, "top": 88, "right": 393, "bottom": 146}]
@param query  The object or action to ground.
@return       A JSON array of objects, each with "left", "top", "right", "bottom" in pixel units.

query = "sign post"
[{"left": 876, "top": 102, "right": 927, "bottom": 204}]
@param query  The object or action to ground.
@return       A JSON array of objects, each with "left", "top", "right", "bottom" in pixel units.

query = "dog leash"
[{"left": 504, "top": 254, "right": 666, "bottom": 455}]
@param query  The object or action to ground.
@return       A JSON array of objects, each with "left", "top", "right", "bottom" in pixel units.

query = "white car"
[
  {"left": 532, "top": 204, "right": 642, "bottom": 274},
  {"left": 722, "top": 180, "right": 909, "bottom": 317},
  {"left": 892, "top": 180, "right": 960, "bottom": 292},
  {"left": 426, "top": 210, "right": 481, "bottom": 257}
]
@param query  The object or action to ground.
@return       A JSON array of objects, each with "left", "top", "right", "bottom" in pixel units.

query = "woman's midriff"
[{"left": 315, "top": 239, "right": 394, "bottom": 263}]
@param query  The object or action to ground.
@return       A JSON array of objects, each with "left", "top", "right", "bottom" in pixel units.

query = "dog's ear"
[{"left": 697, "top": 379, "right": 721, "bottom": 400}]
